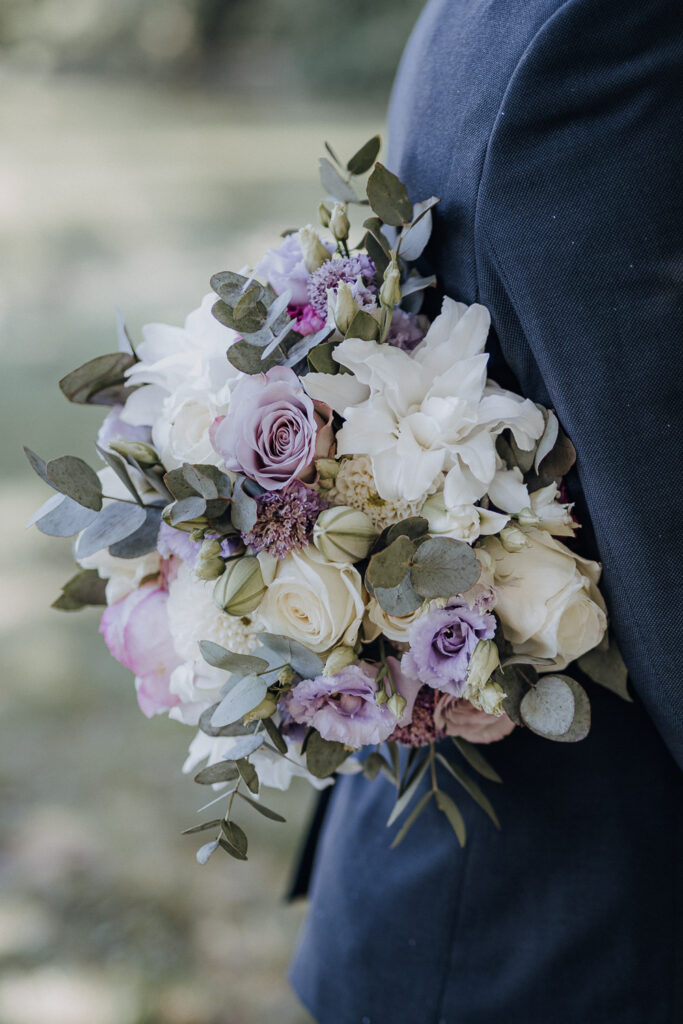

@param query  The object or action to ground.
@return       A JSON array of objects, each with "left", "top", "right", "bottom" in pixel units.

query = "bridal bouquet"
[{"left": 26, "top": 137, "right": 628, "bottom": 862}]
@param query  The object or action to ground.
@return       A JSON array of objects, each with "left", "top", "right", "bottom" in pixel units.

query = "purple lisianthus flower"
[
  {"left": 281, "top": 658, "right": 421, "bottom": 748},
  {"left": 288, "top": 302, "right": 326, "bottom": 336},
  {"left": 99, "top": 582, "right": 182, "bottom": 718},
  {"left": 386, "top": 309, "right": 427, "bottom": 352},
  {"left": 307, "top": 254, "right": 377, "bottom": 319},
  {"left": 210, "top": 366, "right": 334, "bottom": 491},
  {"left": 97, "top": 404, "right": 153, "bottom": 452},
  {"left": 403, "top": 602, "right": 496, "bottom": 697}
]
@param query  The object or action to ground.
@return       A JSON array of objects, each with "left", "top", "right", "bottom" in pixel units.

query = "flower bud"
[
  {"left": 465, "top": 639, "right": 500, "bottom": 694},
  {"left": 299, "top": 225, "right": 331, "bottom": 273},
  {"left": 469, "top": 681, "right": 506, "bottom": 717},
  {"left": 330, "top": 202, "right": 350, "bottom": 242},
  {"left": 379, "top": 251, "right": 401, "bottom": 309},
  {"left": 278, "top": 666, "right": 296, "bottom": 688},
  {"left": 515, "top": 506, "right": 540, "bottom": 528},
  {"left": 312, "top": 505, "right": 378, "bottom": 563},
  {"left": 323, "top": 645, "right": 357, "bottom": 677},
  {"left": 109, "top": 438, "right": 159, "bottom": 466},
  {"left": 499, "top": 524, "right": 529, "bottom": 552},
  {"left": 213, "top": 555, "right": 266, "bottom": 616},
  {"left": 243, "top": 695, "right": 278, "bottom": 724},
  {"left": 329, "top": 281, "right": 360, "bottom": 335},
  {"left": 387, "top": 692, "right": 407, "bottom": 721},
  {"left": 195, "top": 539, "right": 225, "bottom": 581},
  {"left": 318, "top": 202, "right": 331, "bottom": 228}
]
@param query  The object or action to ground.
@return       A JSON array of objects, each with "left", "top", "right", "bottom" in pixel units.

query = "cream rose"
[
  {"left": 258, "top": 545, "right": 365, "bottom": 654},
  {"left": 482, "top": 527, "right": 607, "bottom": 671}
]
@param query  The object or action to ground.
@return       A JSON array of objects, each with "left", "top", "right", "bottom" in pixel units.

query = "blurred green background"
[{"left": 0, "top": 2, "right": 423, "bottom": 1021}]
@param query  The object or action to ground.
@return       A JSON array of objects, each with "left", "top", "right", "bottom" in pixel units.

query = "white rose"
[
  {"left": 363, "top": 596, "right": 431, "bottom": 643},
  {"left": 258, "top": 544, "right": 365, "bottom": 654},
  {"left": 152, "top": 380, "right": 233, "bottom": 471},
  {"left": 482, "top": 527, "right": 607, "bottom": 670}
]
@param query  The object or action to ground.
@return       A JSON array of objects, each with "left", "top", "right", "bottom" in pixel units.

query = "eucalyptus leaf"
[
  {"left": 366, "top": 163, "right": 413, "bottom": 226},
  {"left": 23, "top": 447, "right": 58, "bottom": 490},
  {"left": 45, "top": 456, "right": 103, "bottom": 511},
  {"left": 364, "top": 232, "right": 390, "bottom": 280},
  {"left": 324, "top": 140, "right": 343, "bottom": 168},
  {"left": 182, "top": 464, "right": 218, "bottom": 500},
  {"left": 256, "top": 633, "right": 324, "bottom": 679},
  {"left": 305, "top": 731, "right": 349, "bottom": 779},
  {"left": 451, "top": 738, "right": 502, "bottom": 784},
  {"left": 390, "top": 790, "right": 433, "bottom": 849},
  {"left": 164, "top": 468, "right": 197, "bottom": 501},
  {"left": 29, "top": 492, "right": 98, "bottom": 537},
  {"left": 362, "top": 217, "right": 392, "bottom": 255},
  {"left": 319, "top": 157, "right": 357, "bottom": 202},
  {"left": 578, "top": 639, "right": 631, "bottom": 702},
  {"left": 95, "top": 445, "right": 142, "bottom": 503},
  {"left": 285, "top": 325, "right": 334, "bottom": 367},
  {"left": 182, "top": 819, "right": 222, "bottom": 835},
  {"left": 198, "top": 704, "right": 253, "bottom": 739},
  {"left": 307, "top": 340, "right": 341, "bottom": 374},
  {"left": 59, "top": 352, "right": 136, "bottom": 406},
  {"left": 386, "top": 755, "right": 429, "bottom": 827},
  {"left": 520, "top": 674, "right": 591, "bottom": 742},
  {"left": 115, "top": 308, "right": 135, "bottom": 355},
  {"left": 384, "top": 516, "right": 429, "bottom": 546},
  {"left": 220, "top": 820, "right": 248, "bottom": 860},
  {"left": 500, "top": 653, "right": 556, "bottom": 669},
  {"left": 363, "top": 751, "right": 390, "bottom": 781},
  {"left": 194, "top": 761, "right": 240, "bottom": 785},
  {"left": 496, "top": 663, "right": 535, "bottom": 726},
  {"left": 409, "top": 536, "right": 480, "bottom": 599},
  {"left": 170, "top": 496, "right": 207, "bottom": 525},
  {"left": 109, "top": 506, "right": 161, "bottom": 558},
  {"left": 236, "top": 790, "right": 286, "bottom": 822},
  {"left": 436, "top": 754, "right": 500, "bottom": 828},
  {"left": 262, "top": 716, "right": 288, "bottom": 755},
  {"left": 223, "top": 733, "right": 264, "bottom": 761},
  {"left": 228, "top": 338, "right": 283, "bottom": 374},
  {"left": 198, "top": 641, "right": 269, "bottom": 675},
  {"left": 53, "top": 569, "right": 107, "bottom": 611},
  {"left": 74, "top": 502, "right": 147, "bottom": 559},
  {"left": 366, "top": 535, "right": 416, "bottom": 590},
  {"left": 210, "top": 270, "right": 254, "bottom": 305},
  {"left": 372, "top": 573, "right": 424, "bottom": 617},
  {"left": 347, "top": 135, "right": 381, "bottom": 175},
  {"left": 231, "top": 476, "right": 259, "bottom": 533},
  {"left": 211, "top": 675, "right": 268, "bottom": 728},
  {"left": 236, "top": 758, "right": 259, "bottom": 794},
  {"left": 434, "top": 790, "right": 466, "bottom": 847}
]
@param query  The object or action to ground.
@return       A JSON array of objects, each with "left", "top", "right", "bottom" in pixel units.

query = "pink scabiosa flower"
[
  {"left": 307, "top": 254, "right": 376, "bottom": 319},
  {"left": 210, "top": 366, "right": 334, "bottom": 490},
  {"left": 99, "top": 581, "right": 182, "bottom": 718},
  {"left": 281, "top": 658, "right": 420, "bottom": 748},
  {"left": 242, "top": 481, "right": 327, "bottom": 559}
]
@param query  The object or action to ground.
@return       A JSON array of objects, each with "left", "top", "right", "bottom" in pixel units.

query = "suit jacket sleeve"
[{"left": 475, "top": 0, "right": 683, "bottom": 767}]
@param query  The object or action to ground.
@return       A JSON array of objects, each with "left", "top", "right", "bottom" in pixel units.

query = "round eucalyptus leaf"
[
  {"left": 520, "top": 675, "right": 591, "bottom": 742},
  {"left": 409, "top": 536, "right": 480, "bottom": 599},
  {"left": 46, "top": 455, "right": 103, "bottom": 511}
]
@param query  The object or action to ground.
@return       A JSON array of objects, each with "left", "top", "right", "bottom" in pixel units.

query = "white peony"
[
  {"left": 166, "top": 562, "right": 259, "bottom": 664},
  {"left": 119, "top": 293, "right": 241, "bottom": 467},
  {"left": 482, "top": 527, "right": 607, "bottom": 671},
  {"left": 258, "top": 544, "right": 365, "bottom": 655},
  {"left": 304, "top": 298, "right": 544, "bottom": 508}
]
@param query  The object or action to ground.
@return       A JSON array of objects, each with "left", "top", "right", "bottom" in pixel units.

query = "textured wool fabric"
[{"left": 289, "top": 1, "right": 682, "bottom": 1021}]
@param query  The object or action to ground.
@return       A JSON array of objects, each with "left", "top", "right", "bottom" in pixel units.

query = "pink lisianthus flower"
[
  {"left": 433, "top": 695, "right": 515, "bottom": 744},
  {"left": 281, "top": 658, "right": 421, "bottom": 748},
  {"left": 99, "top": 581, "right": 182, "bottom": 718},
  {"left": 210, "top": 366, "right": 334, "bottom": 490}
]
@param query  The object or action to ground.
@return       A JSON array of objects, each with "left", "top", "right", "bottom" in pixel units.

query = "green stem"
[{"left": 429, "top": 744, "right": 438, "bottom": 792}]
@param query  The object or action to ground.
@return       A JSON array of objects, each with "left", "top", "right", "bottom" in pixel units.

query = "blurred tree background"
[{"left": 0, "top": 2, "right": 424, "bottom": 1023}]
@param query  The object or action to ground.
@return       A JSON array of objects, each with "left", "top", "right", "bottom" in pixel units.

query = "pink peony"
[
  {"left": 433, "top": 695, "right": 515, "bottom": 744},
  {"left": 99, "top": 582, "right": 182, "bottom": 718},
  {"left": 210, "top": 366, "right": 333, "bottom": 490}
]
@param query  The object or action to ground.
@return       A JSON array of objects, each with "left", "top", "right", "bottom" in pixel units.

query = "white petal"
[
  {"left": 303, "top": 371, "right": 369, "bottom": 414},
  {"left": 488, "top": 467, "right": 530, "bottom": 513}
]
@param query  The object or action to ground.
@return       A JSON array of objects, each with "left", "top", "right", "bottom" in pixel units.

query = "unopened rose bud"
[
  {"left": 469, "top": 681, "right": 506, "bottom": 717},
  {"left": 213, "top": 555, "right": 266, "bottom": 616},
  {"left": 323, "top": 645, "right": 357, "bottom": 677},
  {"left": 299, "top": 225, "right": 331, "bottom": 273},
  {"left": 109, "top": 438, "right": 159, "bottom": 466},
  {"left": 330, "top": 202, "right": 350, "bottom": 242},
  {"left": 312, "top": 505, "right": 378, "bottom": 563},
  {"left": 379, "top": 251, "right": 401, "bottom": 309},
  {"left": 465, "top": 639, "right": 500, "bottom": 694},
  {"left": 499, "top": 524, "right": 529, "bottom": 552},
  {"left": 195, "top": 539, "right": 225, "bottom": 581},
  {"left": 329, "top": 281, "right": 359, "bottom": 334},
  {"left": 243, "top": 695, "right": 278, "bottom": 724},
  {"left": 318, "top": 202, "right": 331, "bottom": 228},
  {"left": 387, "top": 692, "right": 407, "bottom": 720}
]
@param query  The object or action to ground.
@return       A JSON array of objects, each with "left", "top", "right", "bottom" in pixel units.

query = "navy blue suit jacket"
[{"left": 290, "top": 2, "right": 682, "bottom": 1021}]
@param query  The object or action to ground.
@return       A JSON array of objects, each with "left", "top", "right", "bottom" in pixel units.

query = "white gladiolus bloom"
[{"left": 304, "top": 298, "right": 544, "bottom": 508}]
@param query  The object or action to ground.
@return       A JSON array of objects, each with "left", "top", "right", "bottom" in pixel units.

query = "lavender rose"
[
  {"left": 403, "top": 602, "right": 496, "bottom": 697},
  {"left": 210, "top": 366, "right": 333, "bottom": 490},
  {"left": 100, "top": 582, "right": 182, "bottom": 718},
  {"left": 281, "top": 658, "right": 421, "bottom": 748}
]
